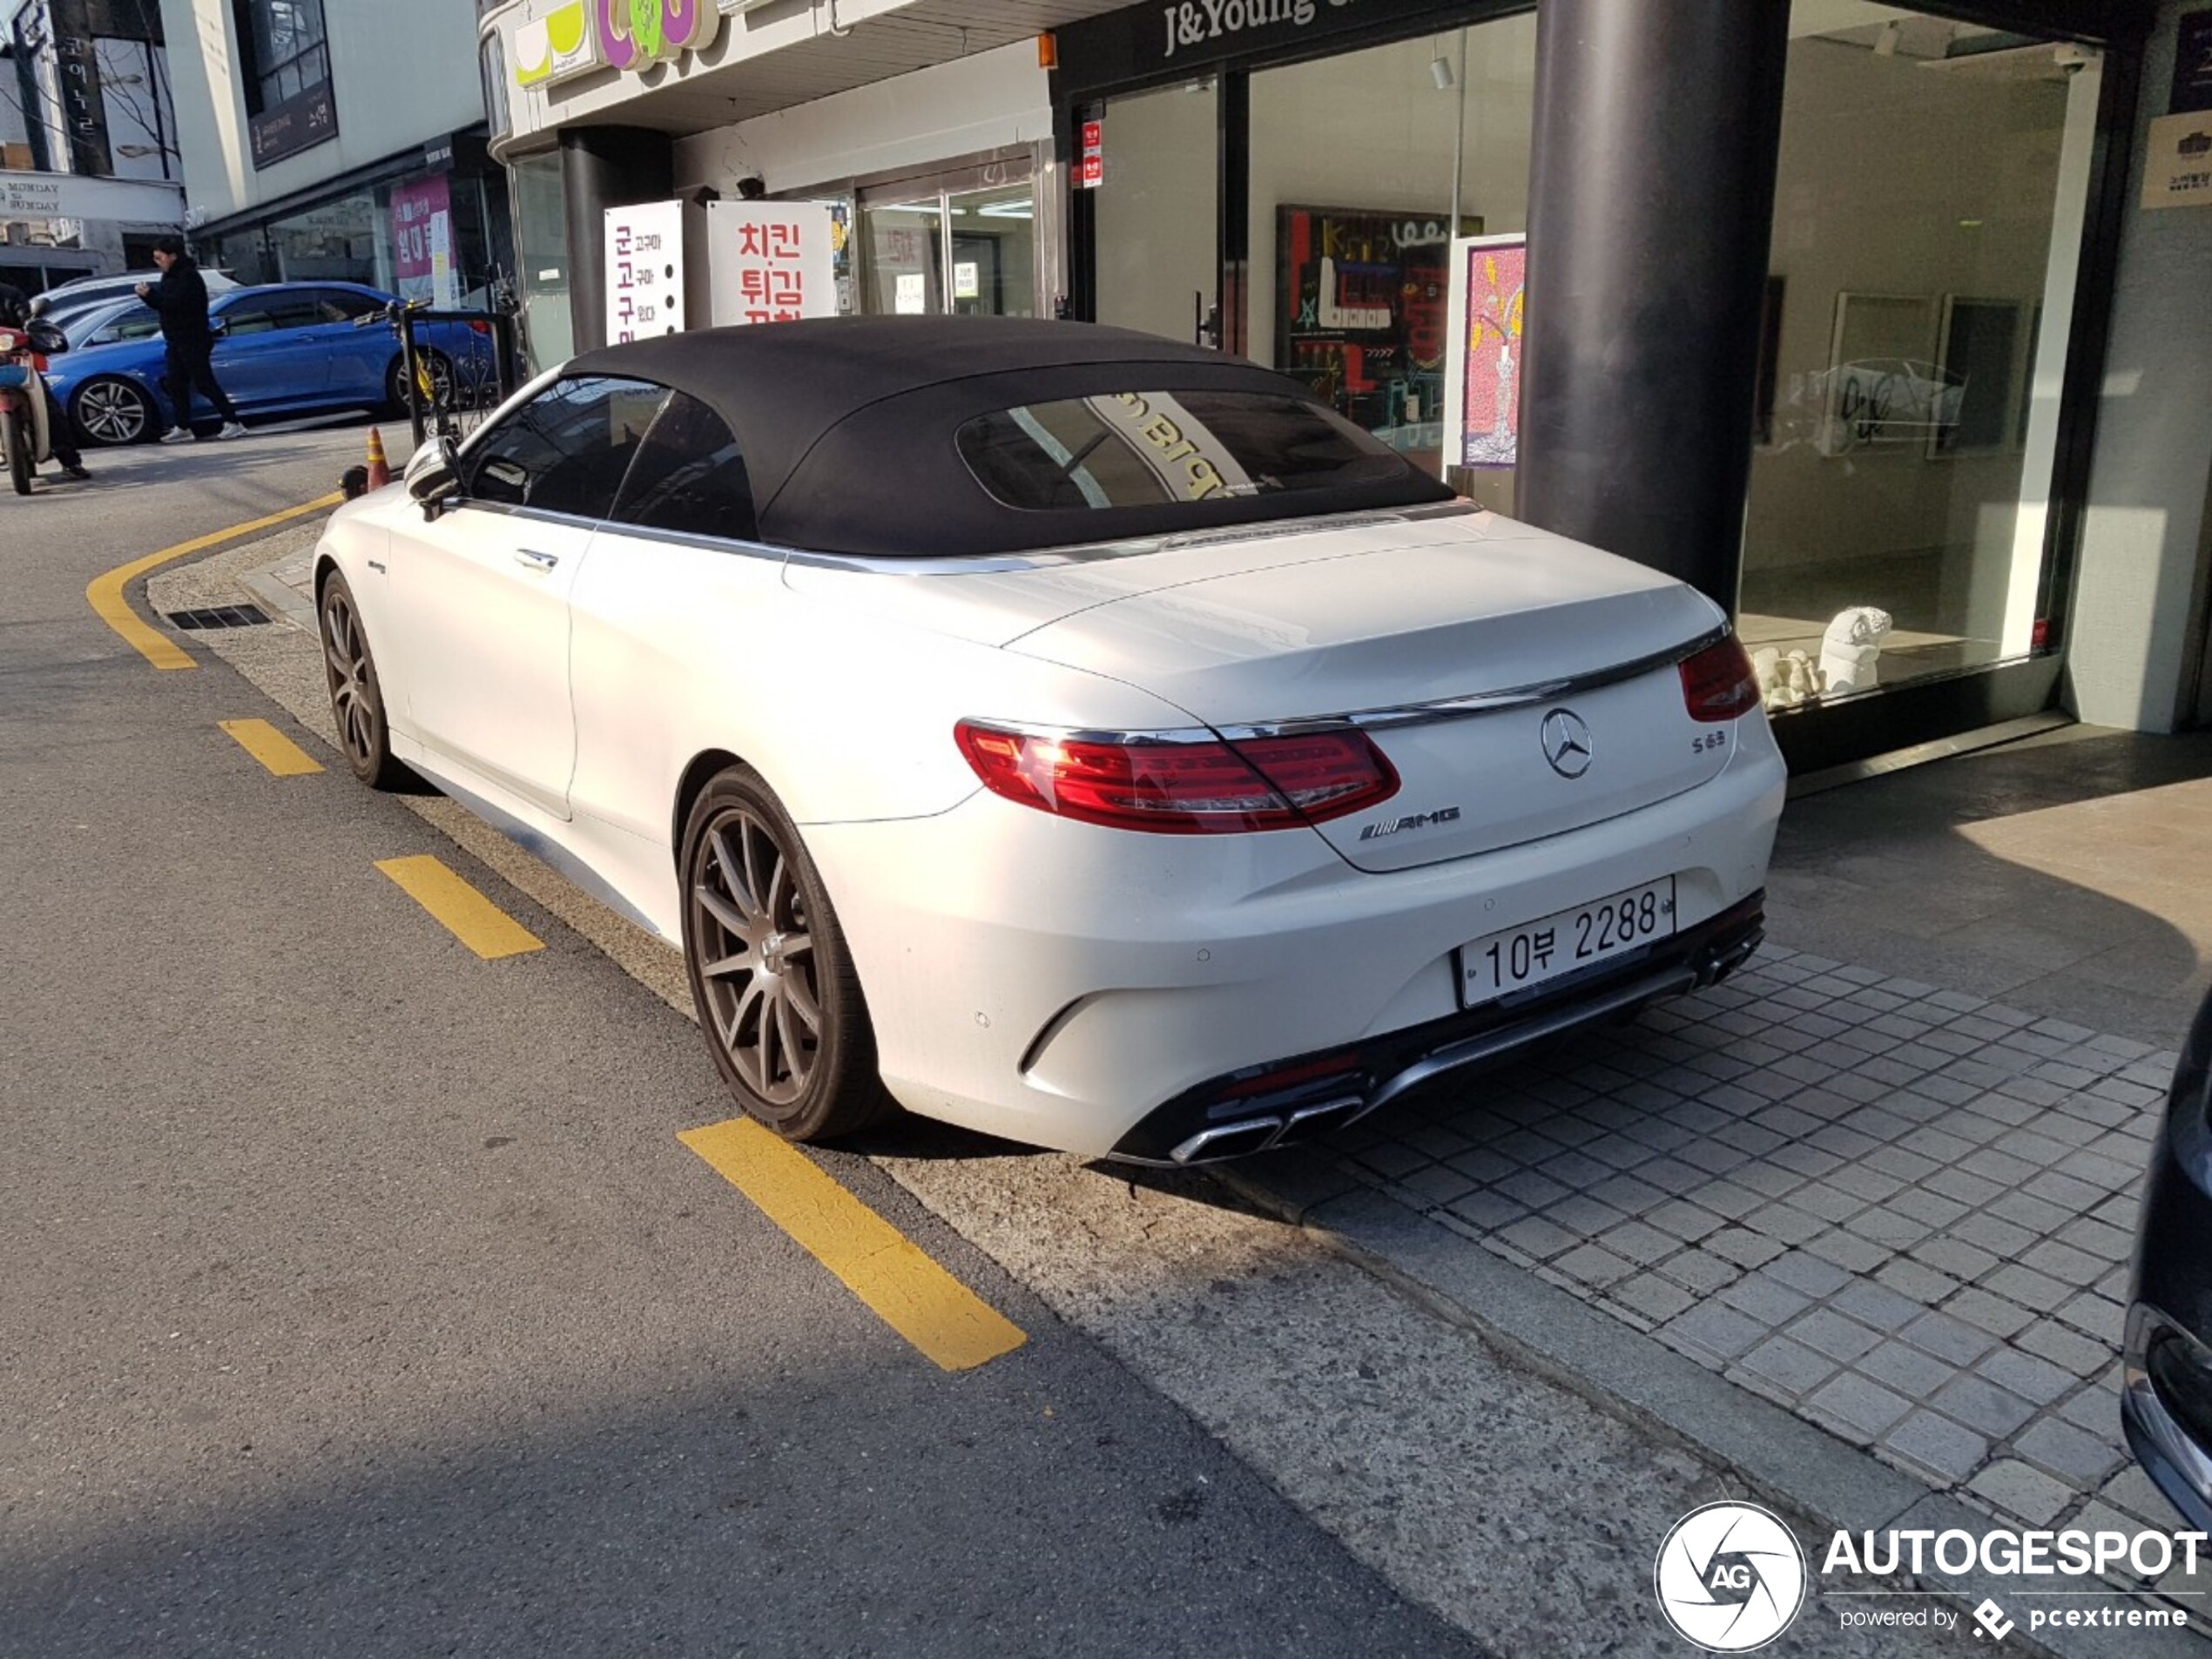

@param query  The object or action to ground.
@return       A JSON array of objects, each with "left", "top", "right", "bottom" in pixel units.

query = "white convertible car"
[{"left": 316, "top": 318, "right": 1784, "bottom": 1163}]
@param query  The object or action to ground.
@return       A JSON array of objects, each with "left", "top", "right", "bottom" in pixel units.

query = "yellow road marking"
[
  {"left": 679, "top": 1116, "right": 1028, "bottom": 1372},
  {"left": 86, "top": 491, "right": 344, "bottom": 671},
  {"left": 374, "top": 855, "right": 545, "bottom": 960},
  {"left": 219, "top": 718, "right": 323, "bottom": 777}
]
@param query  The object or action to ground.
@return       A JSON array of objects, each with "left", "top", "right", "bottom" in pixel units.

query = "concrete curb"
[{"left": 1216, "top": 1158, "right": 2205, "bottom": 1658}]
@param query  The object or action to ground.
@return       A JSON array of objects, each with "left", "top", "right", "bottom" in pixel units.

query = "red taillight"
[
  {"left": 1678, "top": 636, "right": 1761, "bottom": 723},
  {"left": 469, "top": 320, "right": 490, "bottom": 335},
  {"left": 954, "top": 721, "right": 1399, "bottom": 834}
]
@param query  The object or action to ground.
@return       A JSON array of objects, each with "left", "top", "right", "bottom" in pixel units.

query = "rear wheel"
[
  {"left": 3, "top": 403, "right": 30, "bottom": 496},
  {"left": 385, "top": 350, "right": 455, "bottom": 418},
  {"left": 73, "top": 376, "right": 154, "bottom": 446},
  {"left": 319, "top": 570, "right": 410, "bottom": 790},
  {"left": 681, "top": 766, "right": 895, "bottom": 1143}
]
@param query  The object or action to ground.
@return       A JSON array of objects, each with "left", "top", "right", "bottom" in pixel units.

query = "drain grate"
[{"left": 165, "top": 604, "right": 273, "bottom": 631}]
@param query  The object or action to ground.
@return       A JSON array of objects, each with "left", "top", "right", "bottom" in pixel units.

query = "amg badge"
[{"left": 1359, "top": 806, "right": 1463, "bottom": 842}]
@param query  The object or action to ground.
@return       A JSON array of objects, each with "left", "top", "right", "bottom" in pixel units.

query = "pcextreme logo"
[{"left": 1654, "top": 1502, "right": 1809, "bottom": 1652}]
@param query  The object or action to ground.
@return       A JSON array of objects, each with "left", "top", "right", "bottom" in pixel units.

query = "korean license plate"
[{"left": 1458, "top": 877, "right": 1678, "bottom": 1007}]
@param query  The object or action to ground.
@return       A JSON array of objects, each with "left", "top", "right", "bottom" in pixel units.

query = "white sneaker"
[
  {"left": 217, "top": 421, "right": 247, "bottom": 441},
  {"left": 159, "top": 428, "right": 194, "bottom": 444}
]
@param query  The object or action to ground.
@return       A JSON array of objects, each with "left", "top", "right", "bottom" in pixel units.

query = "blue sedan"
[{"left": 43, "top": 281, "right": 495, "bottom": 446}]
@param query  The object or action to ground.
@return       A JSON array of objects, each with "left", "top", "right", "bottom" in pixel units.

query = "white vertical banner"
[
  {"left": 605, "top": 200, "right": 688, "bottom": 345},
  {"left": 704, "top": 201, "right": 839, "bottom": 327}
]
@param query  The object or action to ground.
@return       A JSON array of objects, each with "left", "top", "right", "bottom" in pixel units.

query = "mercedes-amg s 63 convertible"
[{"left": 313, "top": 317, "right": 1784, "bottom": 1163}]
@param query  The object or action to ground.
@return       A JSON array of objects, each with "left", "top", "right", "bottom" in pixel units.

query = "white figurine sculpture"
[{"left": 1819, "top": 607, "right": 1892, "bottom": 698}]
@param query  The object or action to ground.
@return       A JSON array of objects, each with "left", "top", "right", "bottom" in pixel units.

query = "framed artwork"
[
  {"left": 1441, "top": 233, "right": 1527, "bottom": 473},
  {"left": 1927, "top": 296, "right": 2027, "bottom": 458},
  {"left": 1821, "top": 293, "right": 1952, "bottom": 453},
  {"left": 1275, "top": 206, "right": 1479, "bottom": 455}
]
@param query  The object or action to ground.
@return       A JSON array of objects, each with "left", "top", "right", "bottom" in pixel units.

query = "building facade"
[
  {"left": 484, "top": 0, "right": 2203, "bottom": 769},
  {"left": 3, "top": 0, "right": 184, "bottom": 287},
  {"left": 157, "top": 0, "right": 511, "bottom": 305}
]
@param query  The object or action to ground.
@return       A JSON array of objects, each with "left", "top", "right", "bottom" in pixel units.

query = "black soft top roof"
[{"left": 566, "top": 316, "right": 1453, "bottom": 557}]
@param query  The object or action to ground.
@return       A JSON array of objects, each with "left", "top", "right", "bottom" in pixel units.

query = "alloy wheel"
[
  {"left": 691, "top": 806, "right": 820, "bottom": 1106},
  {"left": 77, "top": 381, "right": 148, "bottom": 445},
  {"left": 322, "top": 587, "right": 379, "bottom": 771}
]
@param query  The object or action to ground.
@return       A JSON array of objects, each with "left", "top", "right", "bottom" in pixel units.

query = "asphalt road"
[{"left": 0, "top": 430, "right": 1481, "bottom": 1656}]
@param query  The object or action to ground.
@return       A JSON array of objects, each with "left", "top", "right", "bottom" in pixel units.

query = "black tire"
[
  {"left": 318, "top": 570, "right": 411, "bottom": 790},
  {"left": 681, "top": 766, "right": 895, "bottom": 1143},
  {"left": 71, "top": 376, "right": 156, "bottom": 446},
  {"left": 3, "top": 404, "right": 30, "bottom": 496}
]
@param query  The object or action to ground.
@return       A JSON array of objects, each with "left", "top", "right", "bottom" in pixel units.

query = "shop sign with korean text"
[
  {"left": 606, "top": 200, "right": 688, "bottom": 344},
  {"left": 391, "top": 175, "right": 461, "bottom": 309},
  {"left": 702, "top": 202, "right": 838, "bottom": 327},
  {"left": 250, "top": 78, "right": 337, "bottom": 169},
  {"left": 2142, "top": 111, "right": 2212, "bottom": 209}
]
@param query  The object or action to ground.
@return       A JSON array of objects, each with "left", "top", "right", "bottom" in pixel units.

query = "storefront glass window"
[
  {"left": 1247, "top": 17, "right": 1536, "bottom": 488},
  {"left": 1093, "top": 78, "right": 1217, "bottom": 348},
  {"left": 511, "top": 151, "right": 574, "bottom": 372},
  {"left": 264, "top": 188, "right": 385, "bottom": 287},
  {"left": 1742, "top": 8, "right": 2098, "bottom": 707}
]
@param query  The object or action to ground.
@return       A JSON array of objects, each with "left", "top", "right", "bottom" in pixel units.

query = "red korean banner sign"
[{"left": 703, "top": 202, "right": 839, "bottom": 327}]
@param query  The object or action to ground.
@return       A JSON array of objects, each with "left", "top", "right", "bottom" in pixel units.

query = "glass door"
[
  {"left": 859, "top": 156, "right": 1038, "bottom": 319},
  {"left": 947, "top": 181, "right": 1035, "bottom": 317}
]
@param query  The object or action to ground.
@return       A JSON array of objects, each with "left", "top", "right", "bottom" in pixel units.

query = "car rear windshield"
[{"left": 955, "top": 390, "right": 1414, "bottom": 515}]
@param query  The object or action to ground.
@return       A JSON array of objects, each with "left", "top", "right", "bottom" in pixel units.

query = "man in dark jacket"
[
  {"left": 0, "top": 280, "right": 91, "bottom": 481},
  {"left": 136, "top": 237, "right": 246, "bottom": 443}
]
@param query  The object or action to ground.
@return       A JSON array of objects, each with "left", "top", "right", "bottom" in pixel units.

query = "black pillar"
[
  {"left": 560, "top": 126, "right": 675, "bottom": 353},
  {"left": 1518, "top": 2, "right": 1791, "bottom": 609}
]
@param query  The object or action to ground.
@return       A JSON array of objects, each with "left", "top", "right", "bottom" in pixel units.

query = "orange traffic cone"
[{"left": 365, "top": 427, "right": 390, "bottom": 490}]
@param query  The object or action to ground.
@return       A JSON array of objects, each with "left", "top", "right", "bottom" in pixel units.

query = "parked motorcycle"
[{"left": 0, "top": 319, "right": 69, "bottom": 496}]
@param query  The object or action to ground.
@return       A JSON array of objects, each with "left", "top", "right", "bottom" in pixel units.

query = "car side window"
[
  {"left": 462, "top": 375, "right": 668, "bottom": 521},
  {"left": 608, "top": 391, "right": 758, "bottom": 542},
  {"left": 310, "top": 290, "right": 385, "bottom": 323},
  {"left": 220, "top": 295, "right": 326, "bottom": 336}
]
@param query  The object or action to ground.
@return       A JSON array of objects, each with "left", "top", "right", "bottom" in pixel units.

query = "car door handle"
[{"left": 514, "top": 549, "right": 560, "bottom": 572}]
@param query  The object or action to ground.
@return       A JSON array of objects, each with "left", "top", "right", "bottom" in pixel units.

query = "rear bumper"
[{"left": 1111, "top": 893, "right": 1765, "bottom": 1163}]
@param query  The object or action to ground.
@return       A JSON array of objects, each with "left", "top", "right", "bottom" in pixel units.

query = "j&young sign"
[{"left": 1161, "top": 0, "right": 1355, "bottom": 60}]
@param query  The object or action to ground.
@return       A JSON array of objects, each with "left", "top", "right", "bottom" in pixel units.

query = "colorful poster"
[
  {"left": 703, "top": 201, "right": 839, "bottom": 327},
  {"left": 1275, "top": 206, "right": 1471, "bottom": 466},
  {"left": 605, "top": 199, "right": 687, "bottom": 343},
  {"left": 390, "top": 175, "right": 452, "bottom": 307},
  {"left": 1444, "top": 233, "right": 1527, "bottom": 472}
]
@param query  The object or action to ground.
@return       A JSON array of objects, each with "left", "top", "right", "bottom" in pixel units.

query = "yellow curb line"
[
  {"left": 679, "top": 1116, "right": 1028, "bottom": 1373},
  {"left": 87, "top": 491, "right": 344, "bottom": 671},
  {"left": 375, "top": 854, "right": 546, "bottom": 961},
  {"left": 219, "top": 718, "right": 324, "bottom": 777}
]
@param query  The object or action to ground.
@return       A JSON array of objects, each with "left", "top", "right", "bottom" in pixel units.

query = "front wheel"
[
  {"left": 319, "top": 570, "right": 411, "bottom": 790},
  {"left": 681, "top": 767, "right": 895, "bottom": 1143},
  {"left": 72, "top": 376, "right": 155, "bottom": 446},
  {"left": 2, "top": 402, "right": 30, "bottom": 496}
]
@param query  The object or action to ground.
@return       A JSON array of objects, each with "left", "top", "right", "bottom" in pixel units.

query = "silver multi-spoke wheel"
[
  {"left": 692, "top": 806, "right": 820, "bottom": 1105},
  {"left": 76, "top": 379, "right": 150, "bottom": 445},
  {"left": 318, "top": 572, "right": 408, "bottom": 790},
  {"left": 680, "top": 767, "right": 892, "bottom": 1143}
]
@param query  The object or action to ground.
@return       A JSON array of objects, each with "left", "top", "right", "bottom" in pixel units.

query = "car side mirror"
[
  {"left": 208, "top": 316, "right": 229, "bottom": 338},
  {"left": 405, "top": 436, "right": 462, "bottom": 518},
  {"left": 25, "top": 320, "right": 66, "bottom": 355}
]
